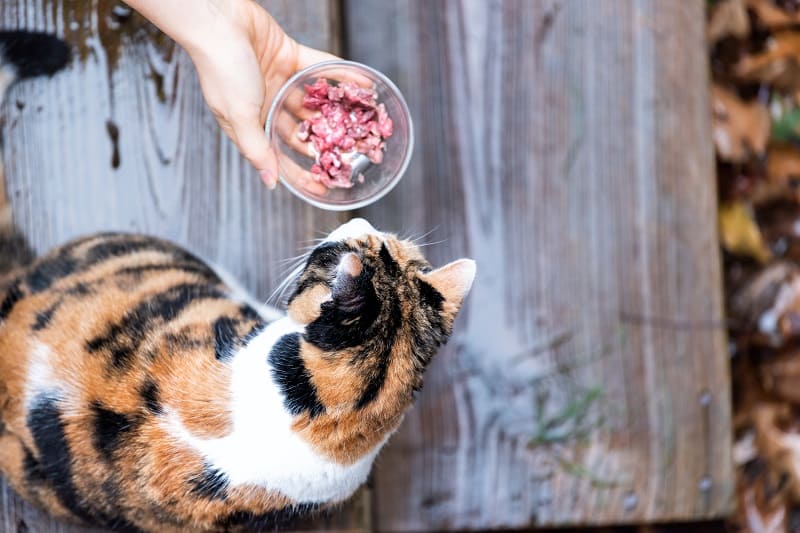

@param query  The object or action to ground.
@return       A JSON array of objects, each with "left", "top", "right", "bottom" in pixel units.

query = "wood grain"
[
  {"left": 346, "top": 0, "right": 732, "bottom": 529},
  {"left": 0, "top": 1, "right": 364, "bottom": 531}
]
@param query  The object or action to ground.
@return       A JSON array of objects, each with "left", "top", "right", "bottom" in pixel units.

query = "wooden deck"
[{"left": 0, "top": 0, "right": 732, "bottom": 531}]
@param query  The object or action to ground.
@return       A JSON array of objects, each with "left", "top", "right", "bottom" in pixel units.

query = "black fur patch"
[
  {"left": 306, "top": 242, "right": 352, "bottom": 271},
  {"left": 91, "top": 402, "right": 136, "bottom": 461},
  {"left": 416, "top": 278, "right": 445, "bottom": 311},
  {"left": 26, "top": 255, "right": 77, "bottom": 293},
  {"left": 22, "top": 446, "right": 46, "bottom": 485},
  {"left": 355, "top": 296, "right": 402, "bottom": 409},
  {"left": 189, "top": 465, "right": 229, "bottom": 500},
  {"left": 244, "top": 320, "right": 267, "bottom": 342},
  {"left": 83, "top": 238, "right": 217, "bottom": 281},
  {"left": 161, "top": 330, "right": 208, "bottom": 352},
  {"left": 32, "top": 299, "right": 61, "bottom": 331},
  {"left": 97, "top": 479, "right": 142, "bottom": 532},
  {"left": 0, "top": 279, "right": 24, "bottom": 321},
  {"left": 268, "top": 333, "right": 324, "bottom": 417},
  {"left": 140, "top": 380, "right": 161, "bottom": 415},
  {"left": 213, "top": 316, "right": 239, "bottom": 361},
  {"left": 215, "top": 503, "right": 320, "bottom": 530},
  {"left": 239, "top": 304, "right": 262, "bottom": 322},
  {"left": 408, "top": 288, "right": 450, "bottom": 382},
  {"left": 0, "top": 31, "right": 70, "bottom": 78},
  {"left": 28, "top": 394, "right": 96, "bottom": 523},
  {"left": 288, "top": 242, "right": 352, "bottom": 305},
  {"left": 86, "top": 283, "right": 225, "bottom": 369},
  {"left": 65, "top": 281, "right": 93, "bottom": 296},
  {"left": 84, "top": 238, "right": 167, "bottom": 264},
  {"left": 379, "top": 243, "right": 401, "bottom": 277},
  {"left": 0, "top": 229, "right": 35, "bottom": 274},
  {"left": 304, "top": 266, "right": 381, "bottom": 351},
  {"left": 113, "top": 262, "right": 219, "bottom": 282}
]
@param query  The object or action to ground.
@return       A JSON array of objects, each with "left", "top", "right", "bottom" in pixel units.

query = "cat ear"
[{"left": 418, "top": 259, "right": 477, "bottom": 309}]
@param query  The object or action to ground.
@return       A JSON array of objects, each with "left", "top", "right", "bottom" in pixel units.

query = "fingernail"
[{"left": 260, "top": 170, "right": 277, "bottom": 190}]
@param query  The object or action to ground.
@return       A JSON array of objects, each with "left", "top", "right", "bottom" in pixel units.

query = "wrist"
[{"left": 128, "top": 0, "right": 247, "bottom": 59}]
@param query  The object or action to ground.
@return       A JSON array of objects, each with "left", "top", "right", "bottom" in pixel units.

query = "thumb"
[{"left": 234, "top": 120, "right": 279, "bottom": 189}]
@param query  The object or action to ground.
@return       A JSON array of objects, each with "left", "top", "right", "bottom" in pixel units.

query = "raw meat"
[{"left": 298, "top": 78, "right": 394, "bottom": 189}]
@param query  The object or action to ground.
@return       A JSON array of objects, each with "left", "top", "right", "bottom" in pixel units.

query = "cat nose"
[{"left": 326, "top": 218, "right": 379, "bottom": 242}]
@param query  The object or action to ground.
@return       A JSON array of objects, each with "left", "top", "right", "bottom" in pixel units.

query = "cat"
[{"left": 0, "top": 32, "right": 476, "bottom": 533}]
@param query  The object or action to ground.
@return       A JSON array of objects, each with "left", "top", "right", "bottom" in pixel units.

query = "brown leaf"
[
  {"left": 735, "top": 32, "right": 800, "bottom": 90},
  {"left": 732, "top": 262, "right": 797, "bottom": 322},
  {"left": 765, "top": 143, "right": 800, "bottom": 200},
  {"left": 739, "top": 485, "right": 787, "bottom": 533},
  {"left": 719, "top": 201, "right": 773, "bottom": 263},
  {"left": 743, "top": 143, "right": 800, "bottom": 205},
  {"left": 761, "top": 347, "right": 800, "bottom": 402},
  {"left": 748, "top": 0, "right": 800, "bottom": 30},
  {"left": 731, "top": 261, "right": 800, "bottom": 347},
  {"left": 753, "top": 403, "right": 800, "bottom": 501},
  {"left": 710, "top": 0, "right": 750, "bottom": 44},
  {"left": 712, "top": 84, "right": 771, "bottom": 162}
]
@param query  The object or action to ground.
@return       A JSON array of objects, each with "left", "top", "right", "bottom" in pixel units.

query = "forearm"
[{"left": 125, "top": 0, "right": 243, "bottom": 57}]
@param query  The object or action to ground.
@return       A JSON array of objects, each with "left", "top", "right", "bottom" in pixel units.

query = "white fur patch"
[
  {"left": 165, "top": 317, "right": 386, "bottom": 503},
  {"left": 25, "top": 341, "right": 56, "bottom": 405},
  {"left": 324, "top": 218, "right": 380, "bottom": 243}
]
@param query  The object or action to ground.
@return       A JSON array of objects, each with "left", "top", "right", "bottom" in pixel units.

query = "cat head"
[{"left": 286, "top": 218, "right": 476, "bottom": 410}]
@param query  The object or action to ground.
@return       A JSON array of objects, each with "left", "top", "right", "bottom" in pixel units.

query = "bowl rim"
[{"left": 265, "top": 59, "right": 414, "bottom": 212}]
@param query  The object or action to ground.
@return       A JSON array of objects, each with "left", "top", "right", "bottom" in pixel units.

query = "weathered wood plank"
[
  {"left": 347, "top": 0, "right": 732, "bottom": 529},
  {"left": 0, "top": 1, "right": 364, "bottom": 531}
]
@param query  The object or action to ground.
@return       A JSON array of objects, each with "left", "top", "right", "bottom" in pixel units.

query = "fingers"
[
  {"left": 274, "top": 109, "right": 314, "bottom": 156},
  {"left": 295, "top": 45, "right": 339, "bottom": 70},
  {"left": 295, "top": 44, "right": 372, "bottom": 87},
  {"left": 280, "top": 154, "right": 330, "bottom": 197},
  {"left": 234, "top": 119, "right": 279, "bottom": 189}
]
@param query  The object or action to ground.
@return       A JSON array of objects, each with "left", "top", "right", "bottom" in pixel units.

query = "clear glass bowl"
[{"left": 266, "top": 60, "right": 413, "bottom": 211}]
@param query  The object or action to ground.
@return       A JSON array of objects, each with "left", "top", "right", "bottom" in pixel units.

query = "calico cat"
[{"left": 0, "top": 33, "right": 476, "bottom": 533}]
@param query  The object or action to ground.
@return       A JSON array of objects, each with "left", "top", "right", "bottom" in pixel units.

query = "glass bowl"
[{"left": 266, "top": 60, "right": 413, "bottom": 211}]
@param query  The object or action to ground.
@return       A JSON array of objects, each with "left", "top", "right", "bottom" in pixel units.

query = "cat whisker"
[
  {"left": 415, "top": 238, "right": 447, "bottom": 248},
  {"left": 408, "top": 225, "right": 440, "bottom": 244},
  {"left": 266, "top": 260, "right": 305, "bottom": 306},
  {"left": 275, "top": 254, "right": 308, "bottom": 276},
  {"left": 277, "top": 253, "right": 309, "bottom": 266}
]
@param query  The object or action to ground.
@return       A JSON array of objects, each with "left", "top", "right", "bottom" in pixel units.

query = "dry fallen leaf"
[
  {"left": 710, "top": 0, "right": 750, "bottom": 44},
  {"left": 732, "top": 262, "right": 796, "bottom": 321},
  {"left": 712, "top": 84, "right": 771, "bottom": 162},
  {"left": 740, "top": 485, "right": 786, "bottom": 533},
  {"left": 753, "top": 403, "right": 800, "bottom": 501},
  {"left": 747, "top": 0, "right": 800, "bottom": 30},
  {"left": 730, "top": 261, "right": 800, "bottom": 347},
  {"left": 735, "top": 32, "right": 800, "bottom": 90},
  {"left": 742, "top": 143, "right": 800, "bottom": 205},
  {"left": 766, "top": 143, "right": 800, "bottom": 199},
  {"left": 711, "top": 2, "right": 800, "bottom": 530},
  {"left": 761, "top": 348, "right": 800, "bottom": 402},
  {"left": 719, "top": 201, "right": 773, "bottom": 263}
]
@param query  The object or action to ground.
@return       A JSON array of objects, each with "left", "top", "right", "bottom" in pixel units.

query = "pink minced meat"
[{"left": 298, "top": 78, "right": 394, "bottom": 189}]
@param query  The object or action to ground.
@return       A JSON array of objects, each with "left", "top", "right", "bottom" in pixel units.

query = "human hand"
[{"left": 128, "top": 0, "right": 338, "bottom": 188}]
